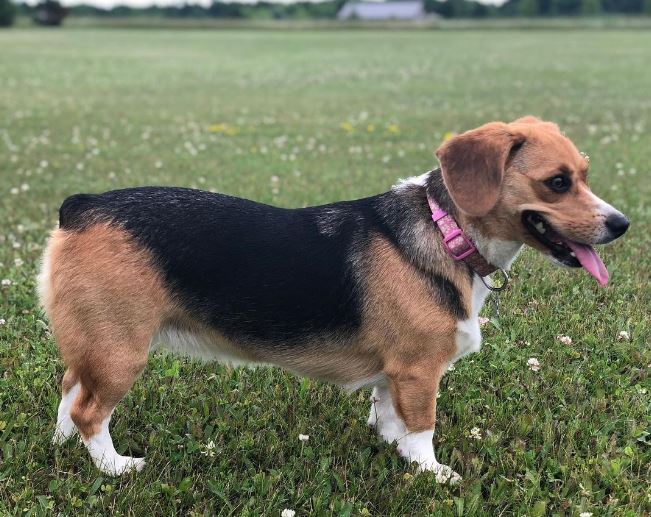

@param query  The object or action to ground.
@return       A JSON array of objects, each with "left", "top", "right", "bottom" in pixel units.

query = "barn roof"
[{"left": 337, "top": 1, "right": 426, "bottom": 20}]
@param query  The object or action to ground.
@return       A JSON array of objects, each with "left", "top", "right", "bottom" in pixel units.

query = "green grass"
[
  {"left": 0, "top": 28, "right": 650, "bottom": 516},
  {"left": 59, "top": 16, "right": 651, "bottom": 31}
]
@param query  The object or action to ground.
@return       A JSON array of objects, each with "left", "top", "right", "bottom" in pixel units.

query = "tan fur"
[
  {"left": 42, "top": 224, "right": 173, "bottom": 439},
  {"left": 61, "top": 368, "right": 78, "bottom": 395},
  {"left": 443, "top": 117, "right": 609, "bottom": 250},
  {"left": 360, "top": 236, "right": 462, "bottom": 431}
]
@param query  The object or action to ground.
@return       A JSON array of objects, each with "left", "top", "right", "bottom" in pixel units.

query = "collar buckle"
[{"left": 442, "top": 229, "right": 477, "bottom": 261}]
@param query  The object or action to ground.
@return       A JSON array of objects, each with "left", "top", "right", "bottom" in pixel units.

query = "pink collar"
[{"left": 426, "top": 192, "right": 498, "bottom": 279}]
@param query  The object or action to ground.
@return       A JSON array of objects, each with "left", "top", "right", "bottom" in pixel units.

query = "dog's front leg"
[{"left": 368, "top": 362, "right": 461, "bottom": 484}]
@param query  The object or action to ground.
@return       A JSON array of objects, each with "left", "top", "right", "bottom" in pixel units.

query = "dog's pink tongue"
[{"left": 564, "top": 240, "right": 609, "bottom": 286}]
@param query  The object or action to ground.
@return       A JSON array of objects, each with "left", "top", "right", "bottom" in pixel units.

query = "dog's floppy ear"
[
  {"left": 513, "top": 115, "right": 560, "bottom": 133},
  {"left": 436, "top": 122, "right": 525, "bottom": 217},
  {"left": 513, "top": 115, "right": 542, "bottom": 125}
]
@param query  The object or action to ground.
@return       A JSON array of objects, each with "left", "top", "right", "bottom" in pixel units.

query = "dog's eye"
[{"left": 545, "top": 174, "right": 571, "bottom": 193}]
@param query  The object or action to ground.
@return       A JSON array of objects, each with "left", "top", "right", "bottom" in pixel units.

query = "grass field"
[{"left": 0, "top": 28, "right": 650, "bottom": 516}]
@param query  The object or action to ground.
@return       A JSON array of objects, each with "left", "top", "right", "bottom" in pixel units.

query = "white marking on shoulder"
[{"left": 393, "top": 171, "right": 430, "bottom": 192}]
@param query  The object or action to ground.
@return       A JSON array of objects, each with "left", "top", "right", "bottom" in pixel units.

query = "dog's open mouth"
[{"left": 522, "top": 211, "right": 609, "bottom": 286}]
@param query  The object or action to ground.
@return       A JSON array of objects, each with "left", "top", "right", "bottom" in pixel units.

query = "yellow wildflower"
[{"left": 208, "top": 123, "right": 239, "bottom": 136}]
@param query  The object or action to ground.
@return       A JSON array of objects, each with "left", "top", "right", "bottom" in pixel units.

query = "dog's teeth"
[
  {"left": 534, "top": 222, "right": 546, "bottom": 234},
  {"left": 570, "top": 252, "right": 576, "bottom": 257}
]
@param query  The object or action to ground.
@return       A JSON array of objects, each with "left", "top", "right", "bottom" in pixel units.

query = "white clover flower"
[
  {"left": 39, "top": 160, "right": 48, "bottom": 168},
  {"left": 556, "top": 335, "right": 572, "bottom": 345},
  {"left": 1, "top": 279, "right": 12, "bottom": 287},
  {"left": 20, "top": 183, "right": 29, "bottom": 192},
  {"left": 579, "top": 513, "right": 593, "bottom": 517},
  {"left": 10, "top": 187, "right": 19, "bottom": 195},
  {"left": 447, "top": 364, "right": 455, "bottom": 372},
  {"left": 434, "top": 465, "right": 455, "bottom": 484},
  {"left": 14, "top": 258, "right": 23, "bottom": 268},
  {"left": 527, "top": 358, "right": 541, "bottom": 372},
  {"left": 617, "top": 330, "right": 630, "bottom": 341},
  {"left": 435, "top": 470, "right": 449, "bottom": 484},
  {"left": 201, "top": 440, "right": 216, "bottom": 457},
  {"left": 281, "top": 510, "right": 296, "bottom": 517},
  {"left": 469, "top": 427, "right": 482, "bottom": 440},
  {"left": 298, "top": 434, "right": 309, "bottom": 442},
  {"left": 478, "top": 316, "right": 490, "bottom": 327},
  {"left": 0, "top": 318, "right": 6, "bottom": 325}
]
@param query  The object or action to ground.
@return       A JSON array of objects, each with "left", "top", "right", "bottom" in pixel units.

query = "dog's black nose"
[{"left": 605, "top": 213, "right": 630, "bottom": 238}]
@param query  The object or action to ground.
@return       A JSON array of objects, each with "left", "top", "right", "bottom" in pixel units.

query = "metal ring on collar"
[{"left": 480, "top": 268, "right": 509, "bottom": 292}]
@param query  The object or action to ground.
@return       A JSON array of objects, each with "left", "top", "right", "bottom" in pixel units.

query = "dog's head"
[{"left": 436, "top": 116, "right": 629, "bottom": 286}]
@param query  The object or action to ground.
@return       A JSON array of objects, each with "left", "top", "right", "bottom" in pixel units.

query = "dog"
[{"left": 38, "top": 116, "right": 629, "bottom": 480}]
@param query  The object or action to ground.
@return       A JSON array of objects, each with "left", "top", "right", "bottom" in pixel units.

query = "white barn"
[{"left": 337, "top": 1, "right": 428, "bottom": 20}]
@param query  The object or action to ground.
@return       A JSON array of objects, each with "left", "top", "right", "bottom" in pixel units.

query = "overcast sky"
[
  {"left": 43, "top": 0, "right": 501, "bottom": 12},
  {"left": 57, "top": 0, "right": 313, "bottom": 7}
]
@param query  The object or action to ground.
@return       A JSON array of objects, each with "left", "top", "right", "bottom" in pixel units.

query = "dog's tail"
[{"left": 58, "top": 194, "right": 101, "bottom": 230}]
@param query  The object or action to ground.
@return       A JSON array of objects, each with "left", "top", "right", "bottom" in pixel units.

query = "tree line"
[{"left": 1, "top": 0, "right": 650, "bottom": 28}]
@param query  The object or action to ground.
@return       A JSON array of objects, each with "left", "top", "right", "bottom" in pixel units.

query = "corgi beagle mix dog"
[{"left": 39, "top": 116, "right": 629, "bottom": 480}]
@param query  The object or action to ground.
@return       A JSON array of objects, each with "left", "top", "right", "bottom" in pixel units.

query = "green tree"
[
  {"left": 643, "top": 0, "right": 651, "bottom": 14},
  {"left": 580, "top": 0, "right": 602, "bottom": 14},
  {"left": 0, "top": 0, "right": 16, "bottom": 27},
  {"left": 519, "top": 0, "right": 540, "bottom": 15},
  {"left": 33, "top": 0, "right": 67, "bottom": 25}
]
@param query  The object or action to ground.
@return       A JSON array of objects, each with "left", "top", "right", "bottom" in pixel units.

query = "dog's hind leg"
[
  {"left": 42, "top": 224, "right": 172, "bottom": 475},
  {"left": 68, "top": 331, "right": 152, "bottom": 476},
  {"left": 53, "top": 369, "right": 80, "bottom": 445}
]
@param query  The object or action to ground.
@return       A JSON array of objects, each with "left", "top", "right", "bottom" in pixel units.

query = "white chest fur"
[
  {"left": 452, "top": 236, "right": 522, "bottom": 363},
  {"left": 453, "top": 277, "right": 490, "bottom": 363}
]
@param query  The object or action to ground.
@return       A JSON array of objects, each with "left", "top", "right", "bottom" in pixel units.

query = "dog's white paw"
[
  {"left": 419, "top": 460, "right": 462, "bottom": 484},
  {"left": 96, "top": 455, "right": 146, "bottom": 476}
]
